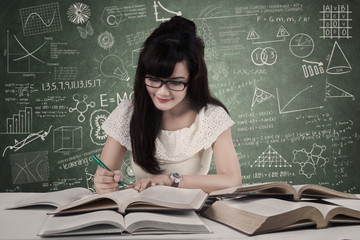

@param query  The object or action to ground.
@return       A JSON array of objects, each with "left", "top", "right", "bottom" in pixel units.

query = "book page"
[
  {"left": 294, "top": 185, "right": 358, "bottom": 199},
  {"left": 38, "top": 210, "right": 125, "bottom": 236},
  {"left": 124, "top": 186, "right": 207, "bottom": 210},
  {"left": 209, "top": 182, "right": 295, "bottom": 197},
  {"left": 295, "top": 201, "right": 338, "bottom": 219},
  {"left": 124, "top": 211, "right": 211, "bottom": 234},
  {"left": 8, "top": 188, "right": 92, "bottom": 209},
  {"left": 322, "top": 198, "right": 360, "bottom": 211},
  {"left": 104, "top": 188, "right": 139, "bottom": 207},
  {"left": 223, "top": 198, "right": 304, "bottom": 217},
  {"left": 52, "top": 189, "right": 138, "bottom": 214}
]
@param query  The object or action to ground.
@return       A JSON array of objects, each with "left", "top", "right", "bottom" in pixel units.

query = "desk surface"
[{"left": 1, "top": 193, "right": 360, "bottom": 240}]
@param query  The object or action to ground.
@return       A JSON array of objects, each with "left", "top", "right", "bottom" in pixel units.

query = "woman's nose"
[{"left": 156, "top": 83, "right": 170, "bottom": 95}]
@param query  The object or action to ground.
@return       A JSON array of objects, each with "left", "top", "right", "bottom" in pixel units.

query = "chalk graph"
[
  {"left": 10, "top": 151, "right": 49, "bottom": 184},
  {"left": 20, "top": 2, "right": 62, "bottom": 36},
  {"left": 153, "top": 1, "right": 182, "bottom": 22},
  {"left": 6, "top": 31, "right": 49, "bottom": 74}
]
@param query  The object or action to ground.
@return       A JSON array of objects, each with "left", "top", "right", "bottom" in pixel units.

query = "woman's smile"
[{"left": 156, "top": 97, "right": 171, "bottom": 103}]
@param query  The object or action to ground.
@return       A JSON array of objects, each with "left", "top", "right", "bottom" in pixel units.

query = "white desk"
[{"left": 1, "top": 193, "right": 359, "bottom": 240}]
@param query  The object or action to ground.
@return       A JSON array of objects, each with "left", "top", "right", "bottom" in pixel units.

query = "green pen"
[{"left": 91, "top": 154, "right": 126, "bottom": 189}]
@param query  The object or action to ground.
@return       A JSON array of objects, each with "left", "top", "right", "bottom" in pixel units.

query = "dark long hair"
[{"left": 130, "top": 16, "right": 228, "bottom": 174}]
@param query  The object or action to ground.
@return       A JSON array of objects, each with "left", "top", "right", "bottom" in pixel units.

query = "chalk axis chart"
[{"left": 20, "top": 2, "right": 62, "bottom": 36}]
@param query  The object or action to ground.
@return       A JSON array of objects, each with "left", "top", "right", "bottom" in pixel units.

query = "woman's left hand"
[{"left": 127, "top": 174, "right": 172, "bottom": 192}]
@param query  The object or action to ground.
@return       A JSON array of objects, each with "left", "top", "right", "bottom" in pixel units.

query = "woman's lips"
[{"left": 156, "top": 97, "right": 170, "bottom": 103}]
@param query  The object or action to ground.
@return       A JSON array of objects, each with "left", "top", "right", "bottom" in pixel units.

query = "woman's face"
[{"left": 145, "top": 61, "right": 190, "bottom": 112}]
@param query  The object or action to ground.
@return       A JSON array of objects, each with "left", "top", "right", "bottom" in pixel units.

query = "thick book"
[
  {"left": 202, "top": 197, "right": 360, "bottom": 235},
  {"left": 6, "top": 187, "right": 93, "bottom": 209},
  {"left": 50, "top": 185, "right": 208, "bottom": 215},
  {"left": 209, "top": 182, "right": 359, "bottom": 200},
  {"left": 38, "top": 210, "right": 211, "bottom": 236}
]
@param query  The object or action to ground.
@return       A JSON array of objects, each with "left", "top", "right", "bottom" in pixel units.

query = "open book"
[
  {"left": 39, "top": 210, "right": 211, "bottom": 236},
  {"left": 51, "top": 185, "right": 208, "bottom": 215},
  {"left": 202, "top": 197, "right": 360, "bottom": 235},
  {"left": 209, "top": 182, "right": 359, "bottom": 200},
  {"left": 6, "top": 187, "right": 93, "bottom": 209}
]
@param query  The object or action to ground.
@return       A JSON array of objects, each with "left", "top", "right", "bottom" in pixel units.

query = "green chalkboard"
[{"left": 1, "top": 0, "right": 359, "bottom": 193}]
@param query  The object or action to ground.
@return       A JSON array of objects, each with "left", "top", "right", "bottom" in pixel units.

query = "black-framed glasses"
[{"left": 144, "top": 76, "right": 189, "bottom": 92}]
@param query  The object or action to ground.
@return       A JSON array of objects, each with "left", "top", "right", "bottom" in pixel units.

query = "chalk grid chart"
[
  {"left": 320, "top": 4, "right": 352, "bottom": 39},
  {"left": 19, "top": 2, "right": 62, "bottom": 36}
]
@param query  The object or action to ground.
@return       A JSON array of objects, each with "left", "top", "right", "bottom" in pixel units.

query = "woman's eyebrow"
[
  {"left": 168, "top": 77, "right": 186, "bottom": 80},
  {"left": 146, "top": 75, "right": 186, "bottom": 81}
]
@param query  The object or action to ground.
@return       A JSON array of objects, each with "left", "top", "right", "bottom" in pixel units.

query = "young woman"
[{"left": 94, "top": 16, "right": 241, "bottom": 194}]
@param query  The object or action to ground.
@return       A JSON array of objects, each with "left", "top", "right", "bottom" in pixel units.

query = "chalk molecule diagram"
[
  {"left": 292, "top": 143, "right": 329, "bottom": 179},
  {"left": 69, "top": 94, "right": 95, "bottom": 122}
]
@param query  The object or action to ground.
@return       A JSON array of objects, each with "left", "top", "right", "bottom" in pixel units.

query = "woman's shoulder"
[
  {"left": 196, "top": 103, "right": 234, "bottom": 135},
  {"left": 199, "top": 103, "right": 230, "bottom": 119},
  {"left": 101, "top": 99, "right": 133, "bottom": 150},
  {"left": 109, "top": 99, "right": 134, "bottom": 117}
]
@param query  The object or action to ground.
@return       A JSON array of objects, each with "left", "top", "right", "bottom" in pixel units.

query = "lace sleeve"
[
  {"left": 101, "top": 100, "right": 133, "bottom": 150},
  {"left": 199, "top": 105, "right": 235, "bottom": 149}
]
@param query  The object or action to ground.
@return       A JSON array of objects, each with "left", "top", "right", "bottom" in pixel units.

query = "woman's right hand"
[{"left": 94, "top": 168, "right": 123, "bottom": 194}]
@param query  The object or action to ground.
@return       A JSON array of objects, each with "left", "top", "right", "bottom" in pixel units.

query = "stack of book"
[
  {"left": 7, "top": 186, "right": 211, "bottom": 236},
  {"left": 202, "top": 182, "right": 360, "bottom": 235},
  {"left": 7, "top": 182, "right": 360, "bottom": 236}
]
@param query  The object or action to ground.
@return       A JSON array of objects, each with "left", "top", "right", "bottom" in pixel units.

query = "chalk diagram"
[
  {"left": 85, "top": 168, "right": 96, "bottom": 193},
  {"left": 10, "top": 151, "right": 49, "bottom": 184},
  {"left": 120, "top": 158, "right": 136, "bottom": 185},
  {"left": 6, "top": 31, "right": 49, "bottom": 74},
  {"left": 326, "top": 41, "right": 352, "bottom": 74},
  {"left": 69, "top": 94, "right": 95, "bottom": 122},
  {"left": 251, "top": 47, "right": 278, "bottom": 66},
  {"left": 276, "top": 86, "right": 324, "bottom": 114},
  {"left": 2, "top": 107, "right": 33, "bottom": 134},
  {"left": 94, "top": 53, "right": 130, "bottom": 84},
  {"left": 132, "top": 48, "right": 141, "bottom": 68},
  {"left": 101, "top": 6, "right": 125, "bottom": 27},
  {"left": 153, "top": 1, "right": 182, "bottom": 22},
  {"left": 289, "top": 33, "right": 314, "bottom": 58},
  {"left": 20, "top": 2, "right": 62, "bottom": 36},
  {"left": 2, "top": 126, "right": 52, "bottom": 157},
  {"left": 325, "top": 79, "right": 354, "bottom": 100},
  {"left": 301, "top": 60, "right": 325, "bottom": 78},
  {"left": 251, "top": 145, "right": 292, "bottom": 168},
  {"left": 292, "top": 143, "right": 329, "bottom": 179},
  {"left": 320, "top": 4, "right": 352, "bottom": 39},
  {"left": 93, "top": 31, "right": 130, "bottom": 83},
  {"left": 97, "top": 31, "right": 115, "bottom": 50},
  {"left": 224, "top": 94, "right": 242, "bottom": 107},
  {"left": 90, "top": 109, "right": 110, "bottom": 146},
  {"left": 251, "top": 87, "right": 275, "bottom": 109},
  {"left": 77, "top": 21, "right": 94, "bottom": 39},
  {"left": 198, "top": 20, "right": 219, "bottom": 60},
  {"left": 247, "top": 26, "right": 290, "bottom": 44},
  {"left": 208, "top": 61, "right": 229, "bottom": 81},
  {"left": 53, "top": 126, "right": 82, "bottom": 154},
  {"left": 67, "top": 2, "right": 91, "bottom": 24}
]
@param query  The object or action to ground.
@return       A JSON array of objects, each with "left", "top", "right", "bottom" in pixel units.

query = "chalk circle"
[
  {"left": 289, "top": 33, "right": 314, "bottom": 58},
  {"left": 251, "top": 47, "right": 278, "bottom": 66},
  {"left": 107, "top": 15, "right": 118, "bottom": 26}
]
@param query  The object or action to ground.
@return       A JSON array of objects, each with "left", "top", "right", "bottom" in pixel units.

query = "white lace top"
[{"left": 101, "top": 100, "right": 234, "bottom": 180}]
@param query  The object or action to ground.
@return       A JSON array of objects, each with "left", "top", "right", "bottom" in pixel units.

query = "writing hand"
[
  {"left": 94, "top": 168, "right": 124, "bottom": 194},
  {"left": 127, "top": 174, "right": 172, "bottom": 192}
]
